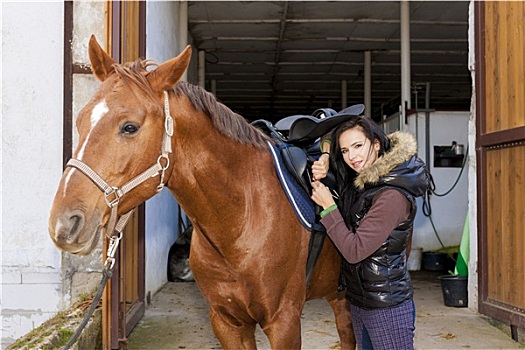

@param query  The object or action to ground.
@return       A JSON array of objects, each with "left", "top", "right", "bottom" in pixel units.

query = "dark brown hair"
[{"left": 329, "top": 116, "right": 391, "bottom": 210}]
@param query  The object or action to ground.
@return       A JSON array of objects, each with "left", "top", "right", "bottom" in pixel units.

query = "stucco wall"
[
  {"left": 63, "top": 0, "right": 109, "bottom": 307},
  {"left": 1, "top": 2, "right": 109, "bottom": 347},
  {"left": 1, "top": 2, "right": 64, "bottom": 347}
]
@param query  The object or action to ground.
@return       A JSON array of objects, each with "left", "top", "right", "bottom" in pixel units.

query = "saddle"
[
  {"left": 252, "top": 104, "right": 364, "bottom": 285},
  {"left": 252, "top": 104, "right": 364, "bottom": 195}
]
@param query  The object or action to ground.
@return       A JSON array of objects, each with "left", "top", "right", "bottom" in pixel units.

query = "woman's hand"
[
  {"left": 311, "top": 180, "right": 336, "bottom": 209},
  {"left": 312, "top": 153, "right": 329, "bottom": 181}
]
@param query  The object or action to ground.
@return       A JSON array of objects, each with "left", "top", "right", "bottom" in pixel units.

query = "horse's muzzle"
[{"left": 50, "top": 210, "right": 100, "bottom": 255}]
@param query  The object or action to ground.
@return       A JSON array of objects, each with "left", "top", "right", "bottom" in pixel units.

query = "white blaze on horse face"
[
  {"left": 78, "top": 99, "right": 110, "bottom": 160},
  {"left": 91, "top": 100, "right": 110, "bottom": 128},
  {"left": 63, "top": 99, "right": 109, "bottom": 196}
]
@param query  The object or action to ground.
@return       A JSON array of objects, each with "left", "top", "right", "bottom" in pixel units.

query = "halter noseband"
[{"left": 65, "top": 91, "right": 174, "bottom": 267}]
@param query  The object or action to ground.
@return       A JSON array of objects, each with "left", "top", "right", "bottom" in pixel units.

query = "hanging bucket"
[
  {"left": 439, "top": 275, "right": 468, "bottom": 307},
  {"left": 422, "top": 252, "right": 447, "bottom": 271}
]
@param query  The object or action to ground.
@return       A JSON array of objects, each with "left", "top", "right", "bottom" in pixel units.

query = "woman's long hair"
[{"left": 329, "top": 116, "right": 391, "bottom": 224}]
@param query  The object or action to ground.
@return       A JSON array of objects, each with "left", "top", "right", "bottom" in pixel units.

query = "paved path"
[{"left": 128, "top": 271, "right": 523, "bottom": 349}]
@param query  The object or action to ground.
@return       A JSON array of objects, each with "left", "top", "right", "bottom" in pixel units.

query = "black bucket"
[
  {"left": 444, "top": 252, "right": 459, "bottom": 273},
  {"left": 422, "top": 252, "right": 447, "bottom": 271},
  {"left": 439, "top": 275, "right": 468, "bottom": 307}
]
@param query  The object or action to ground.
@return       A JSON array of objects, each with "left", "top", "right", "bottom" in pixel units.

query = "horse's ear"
[
  {"left": 147, "top": 45, "right": 192, "bottom": 93},
  {"left": 88, "top": 35, "right": 116, "bottom": 82}
]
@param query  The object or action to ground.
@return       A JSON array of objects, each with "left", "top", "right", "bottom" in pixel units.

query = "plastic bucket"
[
  {"left": 439, "top": 275, "right": 468, "bottom": 307},
  {"left": 444, "top": 252, "right": 458, "bottom": 273},
  {"left": 422, "top": 252, "right": 447, "bottom": 271}
]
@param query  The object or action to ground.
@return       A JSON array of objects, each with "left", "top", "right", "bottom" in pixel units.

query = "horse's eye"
[{"left": 121, "top": 123, "right": 139, "bottom": 135}]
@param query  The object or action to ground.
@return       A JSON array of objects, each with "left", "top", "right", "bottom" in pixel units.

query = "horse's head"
[{"left": 49, "top": 35, "right": 192, "bottom": 255}]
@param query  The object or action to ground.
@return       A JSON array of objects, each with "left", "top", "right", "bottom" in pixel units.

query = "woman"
[{"left": 310, "top": 116, "right": 429, "bottom": 350}]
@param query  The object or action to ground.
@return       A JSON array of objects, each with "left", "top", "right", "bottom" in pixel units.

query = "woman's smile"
[
  {"left": 339, "top": 127, "right": 380, "bottom": 173},
  {"left": 351, "top": 160, "right": 363, "bottom": 171}
]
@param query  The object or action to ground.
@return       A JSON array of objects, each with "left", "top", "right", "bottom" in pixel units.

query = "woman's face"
[{"left": 338, "top": 126, "right": 380, "bottom": 173}]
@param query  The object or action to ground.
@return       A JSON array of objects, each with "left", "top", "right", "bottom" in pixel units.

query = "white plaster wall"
[
  {"left": 1, "top": 2, "right": 64, "bottom": 347},
  {"left": 407, "top": 111, "right": 470, "bottom": 252},
  {"left": 467, "top": 0, "right": 478, "bottom": 312},
  {"left": 144, "top": 1, "right": 184, "bottom": 298}
]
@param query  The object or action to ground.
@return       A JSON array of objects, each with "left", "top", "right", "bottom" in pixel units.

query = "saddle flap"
[{"left": 280, "top": 146, "right": 309, "bottom": 193}]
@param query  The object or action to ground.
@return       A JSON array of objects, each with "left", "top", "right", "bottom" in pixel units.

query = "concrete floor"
[{"left": 127, "top": 270, "right": 523, "bottom": 350}]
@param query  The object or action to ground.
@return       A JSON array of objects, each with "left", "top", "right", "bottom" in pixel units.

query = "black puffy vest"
[{"left": 341, "top": 155, "right": 427, "bottom": 309}]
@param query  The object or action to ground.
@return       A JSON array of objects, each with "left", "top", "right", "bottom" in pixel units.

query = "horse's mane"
[
  {"left": 113, "top": 59, "right": 271, "bottom": 150},
  {"left": 173, "top": 82, "right": 271, "bottom": 149}
]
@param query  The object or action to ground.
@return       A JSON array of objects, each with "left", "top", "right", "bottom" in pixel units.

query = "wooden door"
[
  {"left": 475, "top": 1, "right": 525, "bottom": 336},
  {"left": 103, "top": 1, "right": 147, "bottom": 349}
]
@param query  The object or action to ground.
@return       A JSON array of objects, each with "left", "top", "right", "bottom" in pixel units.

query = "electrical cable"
[
  {"left": 422, "top": 145, "right": 469, "bottom": 261},
  {"left": 429, "top": 145, "right": 469, "bottom": 197}
]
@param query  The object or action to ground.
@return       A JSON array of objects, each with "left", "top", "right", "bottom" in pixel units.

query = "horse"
[{"left": 48, "top": 35, "right": 355, "bottom": 349}]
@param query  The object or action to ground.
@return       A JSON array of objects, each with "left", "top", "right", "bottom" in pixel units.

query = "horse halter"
[{"left": 65, "top": 91, "right": 174, "bottom": 267}]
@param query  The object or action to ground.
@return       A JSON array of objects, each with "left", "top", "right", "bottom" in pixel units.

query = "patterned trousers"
[{"left": 350, "top": 299, "right": 415, "bottom": 350}]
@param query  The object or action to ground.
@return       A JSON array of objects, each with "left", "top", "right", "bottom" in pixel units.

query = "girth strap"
[{"left": 305, "top": 210, "right": 327, "bottom": 286}]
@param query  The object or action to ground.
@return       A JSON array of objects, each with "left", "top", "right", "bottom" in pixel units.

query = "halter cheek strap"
[{"left": 65, "top": 90, "right": 174, "bottom": 267}]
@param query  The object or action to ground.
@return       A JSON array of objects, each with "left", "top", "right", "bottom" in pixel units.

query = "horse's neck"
[{"left": 165, "top": 115, "right": 273, "bottom": 238}]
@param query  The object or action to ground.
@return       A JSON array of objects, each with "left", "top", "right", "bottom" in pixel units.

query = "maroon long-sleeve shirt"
[{"left": 320, "top": 189, "right": 411, "bottom": 264}]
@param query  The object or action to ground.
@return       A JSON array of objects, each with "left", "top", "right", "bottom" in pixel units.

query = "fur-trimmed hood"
[{"left": 354, "top": 131, "right": 428, "bottom": 197}]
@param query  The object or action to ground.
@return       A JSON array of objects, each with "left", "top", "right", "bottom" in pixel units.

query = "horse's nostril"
[
  {"left": 55, "top": 212, "right": 84, "bottom": 244},
  {"left": 69, "top": 214, "right": 83, "bottom": 239}
]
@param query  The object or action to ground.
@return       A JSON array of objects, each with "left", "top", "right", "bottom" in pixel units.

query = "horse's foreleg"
[
  {"left": 260, "top": 306, "right": 302, "bottom": 349},
  {"left": 326, "top": 291, "right": 356, "bottom": 350},
  {"left": 209, "top": 306, "right": 257, "bottom": 349}
]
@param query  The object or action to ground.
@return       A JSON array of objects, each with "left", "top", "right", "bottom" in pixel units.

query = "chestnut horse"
[{"left": 49, "top": 35, "right": 355, "bottom": 349}]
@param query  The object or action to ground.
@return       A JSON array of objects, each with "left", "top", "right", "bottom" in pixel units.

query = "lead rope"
[
  {"left": 61, "top": 91, "right": 173, "bottom": 349},
  {"left": 62, "top": 222, "right": 128, "bottom": 350}
]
